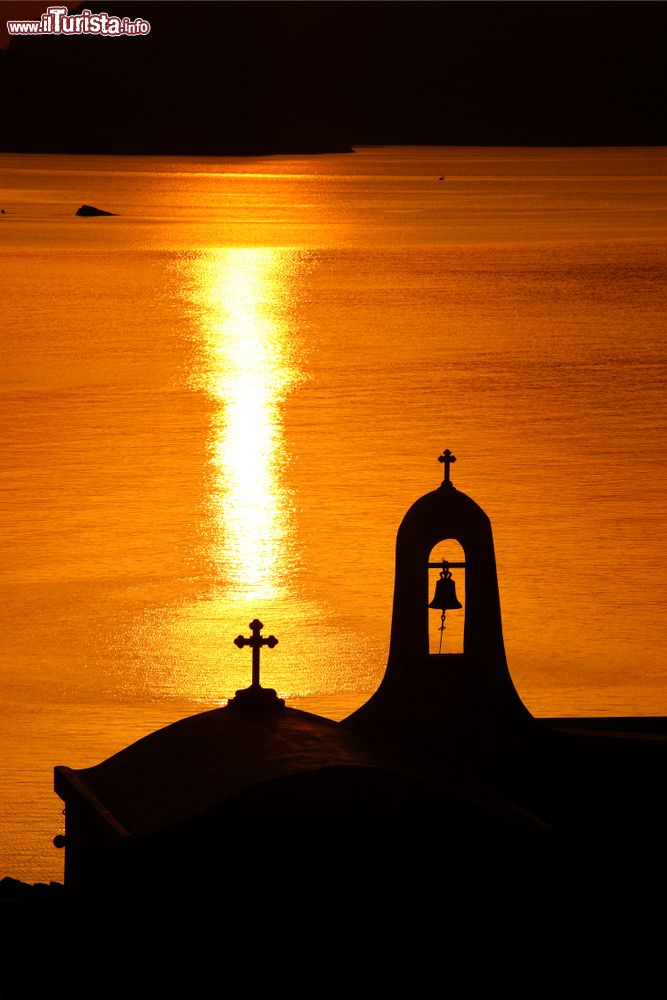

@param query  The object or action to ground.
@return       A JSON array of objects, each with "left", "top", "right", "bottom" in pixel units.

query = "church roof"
[{"left": 54, "top": 705, "right": 390, "bottom": 837}]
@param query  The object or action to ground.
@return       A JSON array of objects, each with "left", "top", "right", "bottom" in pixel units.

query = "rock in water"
[{"left": 75, "top": 204, "right": 115, "bottom": 216}]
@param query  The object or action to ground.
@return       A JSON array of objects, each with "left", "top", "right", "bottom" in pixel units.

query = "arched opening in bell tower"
[{"left": 428, "top": 539, "right": 465, "bottom": 655}]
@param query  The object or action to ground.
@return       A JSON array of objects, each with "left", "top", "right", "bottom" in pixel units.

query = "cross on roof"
[
  {"left": 438, "top": 449, "right": 457, "bottom": 486},
  {"left": 233, "top": 618, "right": 278, "bottom": 688}
]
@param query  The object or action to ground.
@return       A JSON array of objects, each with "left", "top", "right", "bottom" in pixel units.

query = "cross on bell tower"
[
  {"left": 438, "top": 449, "right": 457, "bottom": 487},
  {"left": 230, "top": 618, "right": 284, "bottom": 710}
]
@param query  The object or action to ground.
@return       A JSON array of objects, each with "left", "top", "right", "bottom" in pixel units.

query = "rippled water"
[{"left": 1, "top": 146, "right": 666, "bottom": 880}]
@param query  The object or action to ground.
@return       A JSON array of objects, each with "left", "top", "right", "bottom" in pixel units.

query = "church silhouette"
[{"left": 51, "top": 452, "right": 667, "bottom": 997}]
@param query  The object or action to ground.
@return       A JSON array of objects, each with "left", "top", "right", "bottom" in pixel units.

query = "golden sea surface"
[{"left": 1, "top": 147, "right": 666, "bottom": 881}]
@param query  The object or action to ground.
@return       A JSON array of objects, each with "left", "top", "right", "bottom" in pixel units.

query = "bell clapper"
[{"left": 438, "top": 609, "right": 446, "bottom": 653}]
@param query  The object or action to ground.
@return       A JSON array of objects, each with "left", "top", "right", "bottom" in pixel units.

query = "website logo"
[{"left": 6, "top": 6, "right": 151, "bottom": 38}]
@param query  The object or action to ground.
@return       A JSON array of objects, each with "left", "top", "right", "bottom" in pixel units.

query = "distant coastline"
[
  {"left": 0, "top": 142, "right": 356, "bottom": 157},
  {"left": 1, "top": 3, "right": 664, "bottom": 159}
]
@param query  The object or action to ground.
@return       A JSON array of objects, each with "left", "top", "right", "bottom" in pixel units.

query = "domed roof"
[{"left": 55, "top": 704, "right": 390, "bottom": 837}]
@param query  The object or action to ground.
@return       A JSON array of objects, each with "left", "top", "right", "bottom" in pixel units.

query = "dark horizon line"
[{"left": 2, "top": 141, "right": 666, "bottom": 159}]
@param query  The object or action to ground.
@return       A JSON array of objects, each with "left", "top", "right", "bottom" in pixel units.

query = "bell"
[{"left": 429, "top": 571, "right": 462, "bottom": 611}]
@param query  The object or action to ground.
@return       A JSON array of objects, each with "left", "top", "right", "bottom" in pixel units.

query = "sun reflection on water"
[
  {"left": 197, "top": 248, "right": 302, "bottom": 601},
  {"left": 134, "top": 246, "right": 378, "bottom": 706}
]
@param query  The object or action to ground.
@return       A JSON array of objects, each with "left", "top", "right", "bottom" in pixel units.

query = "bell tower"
[{"left": 345, "top": 451, "right": 532, "bottom": 751}]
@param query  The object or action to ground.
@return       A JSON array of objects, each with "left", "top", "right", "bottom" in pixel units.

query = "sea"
[{"left": 1, "top": 146, "right": 666, "bottom": 882}]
